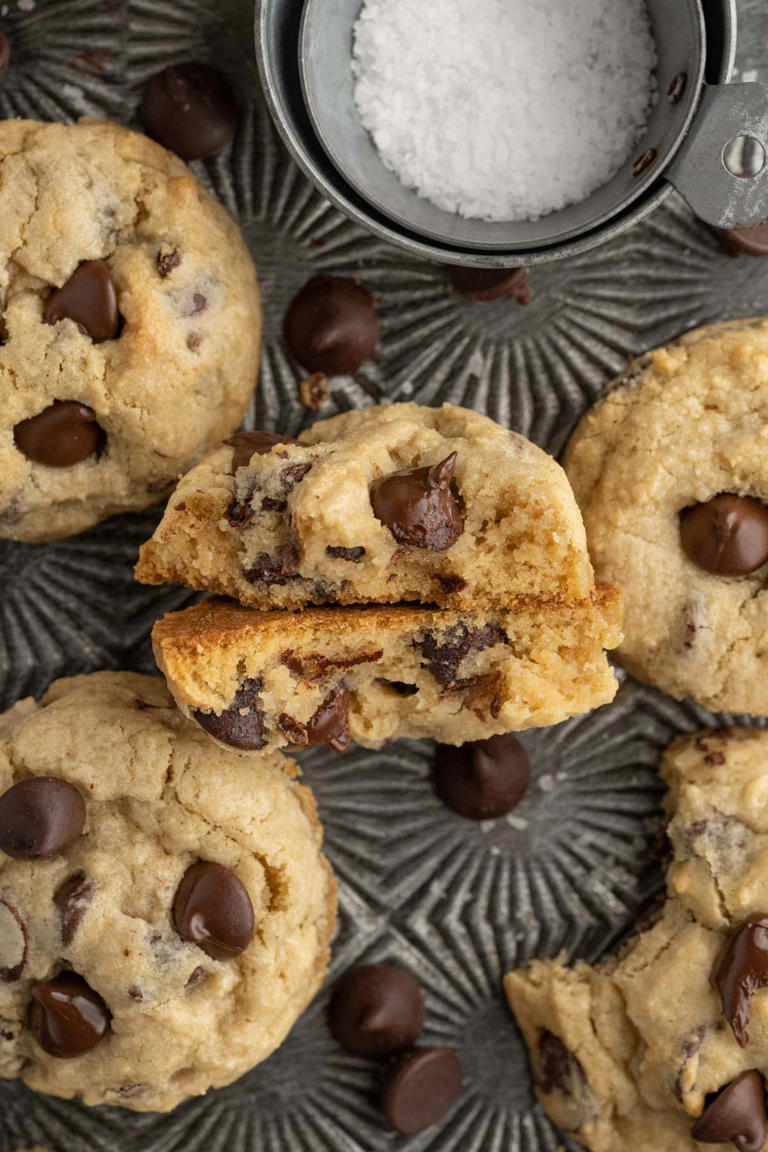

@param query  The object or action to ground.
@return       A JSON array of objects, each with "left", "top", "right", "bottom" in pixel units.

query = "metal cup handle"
[{"left": 666, "top": 82, "right": 768, "bottom": 228}]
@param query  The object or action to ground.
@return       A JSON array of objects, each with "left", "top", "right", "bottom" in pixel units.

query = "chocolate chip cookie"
[
  {"left": 136, "top": 403, "right": 599, "bottom": 611},
  {"left": 150, "top": 591, "right": 621, "bottom": 753},
  {"left": 0, "top": 672, "right": 335, "bottom": 1111},
  {"left": 565, "top": 318, "right": 768, "bottom": 715},
  {"left": 0, "top": 119, "right": 261, "bottom": 542},
  {"left": 505, "top": 727, "right": 768, "bottom": 1152}
]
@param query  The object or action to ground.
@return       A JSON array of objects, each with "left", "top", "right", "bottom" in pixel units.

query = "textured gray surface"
[{"left": 0, "top": 1, "right": 768, "bottom": 1149}]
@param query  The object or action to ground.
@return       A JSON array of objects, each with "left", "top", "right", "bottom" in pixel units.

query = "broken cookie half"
[{"left": 151, "top": 589, "right": 622, "bottom": 754}]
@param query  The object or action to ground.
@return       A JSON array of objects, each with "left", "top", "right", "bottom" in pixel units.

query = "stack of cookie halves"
[{"left": 137, "top": 402, "right": 623, "bottom": 755}]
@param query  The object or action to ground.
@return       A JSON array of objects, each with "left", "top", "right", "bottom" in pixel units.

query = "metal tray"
[{"left": 1, "top": 1, "right": 768, "bottom": 1148}]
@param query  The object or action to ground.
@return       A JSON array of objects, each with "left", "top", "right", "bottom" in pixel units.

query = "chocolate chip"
[
  {"left": 716, "top": 224, "right": 768, "bottom": 257},
  {"left": 54, "top": 873, "right": 96, "bottom": 946},
  {"left": 29, "top": 972, "right": 110, "bottom": 1057},
  {"left": 284, "top": 276, "right": 379, "bottom": 375},
  {"left": 0, "top": 31, "right": 9, "bottom": 80},
  {"left": 371, "top": 454, "right": 464, "bottom": 551},
  {"left": 14, "top": 401, "right": 105, "bottom": 467},
  {"left": 157, "top": 247, "right": 182, "bottom": 278},
  {"left": 0, "top": 900, "right": 27, "bottom": 982},
  {"left": 139, "top": 62, "right": 238, "bottom": 161},
  {"left": 326, "top": 546, "right": 366, "bottom": 563},
  {"left": 435, "top": 574, "right": 467, "bottom": 595},
  {"left": 692, "top": 1071, "right": 767, "bottom": 1152},
  {"left": 329, "top": 964, "right": 425, "bottom": 1057},
  {"left": 226, "top": 430, "right": 301, "bottom": 472},
  {"left": 417, "top": 622, "right": 507, "bottom": 687},
  {"left": 447, "top": 266, "right": 531, "bottom": 304},
  {"left": 432, "top": 734, "right": 530, "bottom": 820},
  {"left": 381, "top": 1048, "right": 463, "bottom": 1134},
  {"left": 193, "top": 677, "right": 265, "bottom": 751},
  {"left": 680, "top": 495, "right": 768, "bottom": 576},
  {"left": 538, "top": 1030, "right": 585, "bottom": 1096},
  {"left": 127, "top": 983, "right": 146, "bottom": 1003},
  {"left": 299, "top": 372, "right": 330, "bottom": 410},
  {"left": 185, "top": 966, "right": 207, "bottom": 992},
  {"left": 0, "top": 778, "right": 85, "bottom": 860},
  {"left": 226, "top": 496, "right": 254, "bottom": 527},
  {"left": 186, "top": 332, "right": 202, "bottom": 352},
  {"left": 44, "top": 260, "right": 119, "bottom": 343},
  {"left": 244, "top": 545, "right": 300, "bottom": 585},
  {"left": 173, "top": 861, "right": 254, "bottom": 960},
  {"left": 278, "top": 684, "right": 351, "bottom": 754},
  {"left": 714, "top": 916, "right": 768, "bottom": 1046},
  {"left": 378, "top": 680, "right": 419, "bottom": 697}
]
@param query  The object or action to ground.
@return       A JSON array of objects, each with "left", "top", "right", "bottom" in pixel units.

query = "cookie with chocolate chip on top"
[
  {"left": 0, "top": 118, "right": 261, "bottom": 542},
  {"left": 505, "top": 727, "right": 768, "bottom": 1152},
  {"left": 137, "top": 402, "right": 604, "bottom": 613},
  {"left": 0, "top": 671, "right": 335, "bottom": 1111},
  {"left": 565, "top": 318, "right": 768, "bottom": 715}
]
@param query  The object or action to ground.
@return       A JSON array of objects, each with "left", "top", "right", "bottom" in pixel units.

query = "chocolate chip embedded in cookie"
[
  {"left": 137, "top": 402, "right": 605, "bottom": 614},
  {"left": 151, "top": 592, "right": 621, "bottom": 754},
  {"left": 0, "top": 118, "right": 260, "bottom": 542},
  {"left": 0, "top": 671, "right": 335, "bottom": 1111},
  {"left": 714, "top": 917, "right": 768, "bottom": 1047},
  {"left": 565, "top": 317, "right": 768, "bottom": 715},
  {"left": 691, "top": 1071, "right": 767, "bottom": 1152}
]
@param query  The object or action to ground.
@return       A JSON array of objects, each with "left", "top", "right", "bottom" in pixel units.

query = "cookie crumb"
[{"left": 299, "top": 372, "right": 330, "bottom": 411}]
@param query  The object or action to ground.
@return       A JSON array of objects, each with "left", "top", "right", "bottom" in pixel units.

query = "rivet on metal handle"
[{"left": 666, "top": 83, "right": 768, "bottom": 229}]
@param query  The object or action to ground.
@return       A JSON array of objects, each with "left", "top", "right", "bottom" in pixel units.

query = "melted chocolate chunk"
[
  {"left": 714, "top": 916, "right": 768, "bottom": 1046},
  {"left": 371, "top": 454, "right": 464, "bottom": 551},
  {"left": 0, "top": 900, "right": 27, "bottom": 982},
  {"left": 173, "top": 861, "right": 254, "bottom": 960},
  {"left": 29, "top": 972, "right": 110, "bottom": 1057},
  {"left": 278, "top": 684, "right": 350, "bottom": 754},
  {"left": 157, "top": 247, "right": 182, "bottom": 277},
  {"left": 680, "top": 495, "right": 768, "bottom": 576},
  {"left": 193, "top": 677, "right": 265, "bottom": 750},
  {"left": 381, "top": 1048, "right": 463, "bottom": 1135},
  {"left": 447, "top": 265, "right": 531, "bottom": 304},
  {"left": 538, "top": 1030, "right": 586, "bottom": 1096},
  {"left": 326, "top": 545, "right": 366, "bottom": 563},
  {"left": 0, "top": 777, "right": 86, "bottom": 860},
  {"left": 432, "top": 733, "right": 530, "bottom": 820},
  {"left": 14, "top": 401, "right": 105, "bottom": 467},
  {"left": 280, "top": 649, "right": 383, "bottom": 679},
  {"left": 140, "top": 62, "right": 238, "bottom": 160},
  {"left": 329, "top": 964, "right": 425, "bottom": 1057},
  {"left": 44, "top": 260, "right": 119, "bottom": 342},
  {"left": 691, "top": 1070, "right": 767, "bottom": 1152},
  {"left": 54, "top": 873, "right": 96, "bottom": 946},
  {"left": 284, "top": 276, "right": 379, "bottom": 375},
  {"left": 244, "top": 545, "right": 300, "bottom": 585},
  {"left": 417, "top": 622, "right": 507, "bottom": 687},
  {"left": 226, "top": 430, "right": 301, "bottom": 472}
]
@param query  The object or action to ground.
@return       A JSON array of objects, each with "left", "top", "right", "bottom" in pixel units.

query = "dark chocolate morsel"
[
  {"left": 714, "top": 915, "right": 768, "bottom": 1046},
  {"left": 329, "top": 963, "right": 425, "bottom": 1057},
  {"left": 193, "top": 677, "right": 265, "bottom": 750},
  {"left": 716, "top": 223, "right": 768, "bottom": 257},
  {"left": 0, "top": 777, "right": 86, "bottom": 860},
  {"left": 226, "top": 430, "right": 301, "bottom": 472},
  {"left": 432, "top": 733, "right": 530, "bottom": 820},
  {"left": 140, "top": 62, "right": 238, "bottom": 161},
  {"left": 381, "top": 1048, "right": 463, "bottom": 1134},
  {"left": 243, "top": 545, "right": 300, "bottom": 585},
  {"left": 691, "top": 1071, "right": 767, "bottom": 1152},
  {"left": 173, "top": 861, "right": 254, "bottom": 960},
  {"left": 0, "top": 900, "right": 27, "bottom": 982},
  {"left": 14, "top": 401, "right": 105, "bottom": 467},
  {"left": 325, "top": 546, "right": 366, "bottom": 563},
  {"left": 284, "top": 276, "right": 379, "bottom": 375},
  {"left": 306, "top": 684, "right": 350, "bottom": 753},
  {"left": 538, "top": 1030, "right": 586, "bottom": 1096},
  {"left": 447, "top": 265, "right": 531, "bottom": 304},
  {"left": 0, "top": 31, "right": 10, "bottom": 80},
  {"left": 417, "top": 621, "right": 507, "bottom": 687},
  {"left": 29, "top": 972, "right": 110, "bottom": 1057},
  {"left": 44, "top": 260, "right": 119, "bottom": 343},
  {"left": 157, "top": 248, "right": 182, "bottom": 278},
  {"left": 680, "top": 495, "right": 768, "bottom": 576},
  {"left": 371, "top": 453, "right": 464, "bottom": 551},
  {"left": 55, "top": 873, "right": 96, "bottom": 946}
]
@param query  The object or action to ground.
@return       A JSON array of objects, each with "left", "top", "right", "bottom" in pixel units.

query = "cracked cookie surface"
[
  {"left": 505, "top": 727, "right": 768, "bottom": 1152},
  {"left": 565, "top": 318, "right": 768, "bottom": 715},
  {"left": 137, "top": 402, "right": 597, "bottom": 611},
  {"left": 0, "top": 671, "right": 335, "bottom": 1111},
  {"left": 0, "top": 119, "right": 261, "bottom": 542}
]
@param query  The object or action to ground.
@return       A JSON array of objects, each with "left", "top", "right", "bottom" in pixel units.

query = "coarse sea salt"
[{"left": 352, "top": 0, "right": 657, "bottom": 223}]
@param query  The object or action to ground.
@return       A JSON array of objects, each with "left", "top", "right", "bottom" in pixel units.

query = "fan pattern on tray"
[{"left": 1, "top": 0, "right": 768, "bottom": 1149}]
